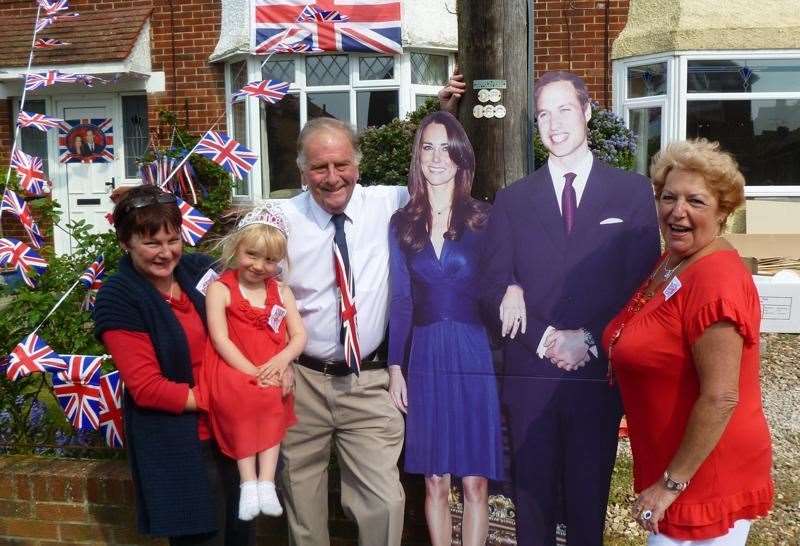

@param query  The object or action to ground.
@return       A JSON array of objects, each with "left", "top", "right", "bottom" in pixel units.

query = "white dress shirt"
[
  {"left": 548, "top": 150, "right": 594, "bottom": 213},
  {"left": 277, "top": 184, "right": 409, "bottom": 360}
]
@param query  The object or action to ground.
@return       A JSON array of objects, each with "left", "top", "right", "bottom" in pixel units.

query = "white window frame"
[
  {"left": 226, "top": 50, "right": 455, "bottom": 200},
  {"left": 614, "top": 49, "right": 800, "bottom": 197}
]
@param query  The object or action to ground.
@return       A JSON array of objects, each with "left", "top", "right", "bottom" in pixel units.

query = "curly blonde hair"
[{"left": 650, "top": 139, "right": 745, "bottom": 221}]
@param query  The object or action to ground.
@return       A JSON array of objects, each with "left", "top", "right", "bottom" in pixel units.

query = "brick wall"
[
  {"left": 0, "top": 455, "right": 432, "bottom": 546},
  {"left": 534, "top": 0, "right": 631, "bottom": 107}
]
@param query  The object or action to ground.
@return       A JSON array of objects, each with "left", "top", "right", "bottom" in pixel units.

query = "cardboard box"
[{"left": 752, "top": 271, "right": 800, "bottom": 333}]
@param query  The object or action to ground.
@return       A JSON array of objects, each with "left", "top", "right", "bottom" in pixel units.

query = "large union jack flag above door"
[{"left": 252, "top": 0, "right": 402, "bottom": 55}]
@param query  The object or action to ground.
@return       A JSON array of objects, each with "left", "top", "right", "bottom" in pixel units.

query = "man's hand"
[
  {"left": 281, "top": 364, "right": 295, "bottom": 396},
  {"left": 544, "top": 329, "right": 590, "bottom": 371},
  {"left": 388, "top": 365, "right": 408, "bottom": 414},
  {"left": 438, "top": 67, "right": 465, "bottom": 114},
  {"left": 500, "top": 284, "right": 526, "bottom": 339}
]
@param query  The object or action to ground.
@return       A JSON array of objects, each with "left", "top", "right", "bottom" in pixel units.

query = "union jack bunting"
[
  {"left": 17, "top": 111, "right": 65, "bottom": 132},
  {"left": 231, "top": 79, "right": 290, "bottom": 104},
  {"left": 1, "top": 189, "right": 45, "bottom": 248},
  {"left": 79, "top": 255, "right": 105, "bottom": 290},
  {"left": 252, "top": 0, "right": 402, "bottom": 55},
  {"left": 51, "top": 355, "right": 104, "bottom": 431},
  {"left": 34, "top": 38, "right": 71, "bottom": 49},
  {"left": 10, "top": 149, "right": 50, "bottom": 196},
  {"left": 177, "top": 198, "right": 214, "bottom": 246},
  {"left": 98, "top": 370, "right": 125, "bottom": 448},
  {"left": 0, "top": 238, "right": 48, "bottom": 288},
  {"left": 5, "top": 333, "right": 66, "bottom": 381},
  {"left": 76, "top": 74, "right": 107, "bottom": 87},
  {"left": 35, "top": 16, "right": 57, "bottom": 33},
  {"left": 38, "top": 0, "right": 70, "bottom": 16},
  {"left": 194, "top": 131, "right": 257, "bottom": 181},
  {"left": 24, "top": 70, "right": 80, "bottom": 91}
]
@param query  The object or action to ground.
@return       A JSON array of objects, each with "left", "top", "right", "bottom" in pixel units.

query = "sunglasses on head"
[{"left": 123, "top": 192, "right": 177, "bottom": 213}]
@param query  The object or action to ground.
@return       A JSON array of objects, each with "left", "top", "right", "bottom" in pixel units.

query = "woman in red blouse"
[
  {"left": 95, "top": 185, "right": 263, "bottom": 545},
  {"left": 602, "top": 139, "right": 773, "bottom": 544}
]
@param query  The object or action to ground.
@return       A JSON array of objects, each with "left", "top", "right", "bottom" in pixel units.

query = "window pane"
[
  {"left": 628, "top": 107, "right": 661, "bottom": 176},
  {"left": 122, "top": 96, "right": 149, "bottom": 179},
  {"left": 260, "top": 94, "right": 301, "bottom": 193},
  {"left": 307, "top": 92, "right": 350, "bottom": 121},
  {"left": 627, "top": 62, "right": 667, "bottom": 98},
  {"left": 687, "top": 59, "right": 800, "bottom": 93},
  {"left": 416, "top": 94, "right": 436, "bottom": 109},
  {"left": 687, "top": 99, "right": 800, "bottom": 186},
  {"left": 19, "top": 100, "right": 49, "bottom": 176},
  {"left": 359, "top": 56, "right": 394, "bottom": 80},
  {"left": 262, "top": 59, "right": 295, "bottom": 84},
  {"left": 229, "top": 61, "right": 249, "bottom": 195},
  {"left": 411, "top": 53, "right": 448, "bottom": 85},
  {"left": 356, "top": 90, "right": 398, "bottom": 130},
  {"left": 306, "top": 55, "right": 349, "bottom": 86}
]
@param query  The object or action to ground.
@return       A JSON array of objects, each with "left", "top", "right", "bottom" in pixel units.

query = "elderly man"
[{"left": 277, "top": 117, "right": 408, "bottom": 546}]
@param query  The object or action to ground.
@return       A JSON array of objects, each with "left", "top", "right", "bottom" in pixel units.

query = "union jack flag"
[
  {"left": 35, "top": 16, "right": 56, "bottom": 33},
  {"left": 33, "top": 38, "right": 71, "bottom": 49},
  {"left": 10, "top": 149, "right": 50, "bottom": 196},
  {"left": 143, "top": 156, "right": 200, "bottom": 203},
  {"left": 177, "top": 198, "right": 214, "bottom": 246},
  {"left": 1, "top": 189, "right": 45, "bottom": 248},
  {"left": 17, "top": 111, "right": 65, "bottom": 132},
  {"left": 24, "top": 70, "right": 80, "bottom": 91},
  {"left": 76, "top": 74, "right": 107, "bottom": 87},
  {"left": 5, "top": 333, "right": 66, "bottom": 381},
  {"left": 253, "top": 0, "right": 402, "bottom": 55},
  {"left": 231, "top": 79, "right": 290, "bottom": 104},
  {"left": 266, "top": 38, "right": 321, "bottom": 53},
  {"left": 194, "top": 131, "right": 257, "bottom": 181},
  {"left": 0, "top": 238, "right": 48, "bottom": 288},
  {"left": 51, "top": 355, "right": 104, "bottom": 431},
  {"left": 98, "top": 370, "right": 125, "bottom": 448},
  {"left": 333, "top": 242, "right": 361, "bottom": 374},
  {"left": 79, "top": 255, "right": 105, "bottom": 290},
  {"left": 38, "top": 0, "right": 70, "bottom": 16}
]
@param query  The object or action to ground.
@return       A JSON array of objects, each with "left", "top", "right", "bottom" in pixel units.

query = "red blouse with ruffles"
[{"left": 602, "top": 250, "right": 773, "bottom": 540}]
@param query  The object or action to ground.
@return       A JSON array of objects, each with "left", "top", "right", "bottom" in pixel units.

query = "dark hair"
[
  {"left": 533, "top": 71, "right": 590, "bottom": 112},
  {"left": 393, "top": 111, "right": 488, "bottom": 253},
  {"left": 113, "top": 185, "right": 182, "bottom": 244}
]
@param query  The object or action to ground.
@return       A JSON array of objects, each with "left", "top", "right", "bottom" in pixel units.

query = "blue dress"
[{"left": 388, "top": 223, "right": 504, "bottom": 480}]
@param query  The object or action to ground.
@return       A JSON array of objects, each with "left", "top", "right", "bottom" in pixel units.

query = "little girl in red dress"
[{"left": 200, "top": 203, "right": 306, "bottom": 520}]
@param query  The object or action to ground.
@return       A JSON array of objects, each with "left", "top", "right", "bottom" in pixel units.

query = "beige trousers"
[{"left": 280, "top": 364, "right": 405, "bottom": 546}]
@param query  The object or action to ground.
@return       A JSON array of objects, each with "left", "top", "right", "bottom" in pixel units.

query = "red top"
[
  {"left": 102, "top": 290, "right": 211, "bottom": 441},
  {"left": 198, "top": 269, "right": 296, "bottom": 460},
  {"left": 602, "top": 250, "right": 773, "bottom": 540}
]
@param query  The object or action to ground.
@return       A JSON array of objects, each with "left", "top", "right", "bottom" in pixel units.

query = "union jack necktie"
[{"left": 332, "top": 213, "right": 361, "bottom": 374}]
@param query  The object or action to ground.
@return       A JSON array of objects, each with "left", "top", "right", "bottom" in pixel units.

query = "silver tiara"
[{"left": 236, "top": 202, "right": 289, "bottom": 236}]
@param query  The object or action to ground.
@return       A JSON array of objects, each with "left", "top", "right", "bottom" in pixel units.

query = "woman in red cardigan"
[
  {"left": 95, "top": 185, "right": 258, "bottom": 545},
  {"left": 602, "top": 139, "right": 773, "bottom": 545}
]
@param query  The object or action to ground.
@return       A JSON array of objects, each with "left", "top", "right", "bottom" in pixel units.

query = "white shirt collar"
[
  {"left": 306, "top": 184, "right": 363, "bottom": 229},
  {"left": 548, "top": 151, "right": 594, "bottom": 211}
]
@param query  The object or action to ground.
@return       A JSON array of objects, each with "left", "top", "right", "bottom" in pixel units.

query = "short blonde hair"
[
  {"left": 650, "top": 139, "right": 745, "bottom": 221},
  {"left": 218, "top": 223, "right": 288, "bottom": 270}
]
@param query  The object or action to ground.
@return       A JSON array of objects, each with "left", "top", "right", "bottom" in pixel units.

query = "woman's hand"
[
  {"left": 255, "top": 354, "right": 291, "bottom": 387},
  {"left": 631, "top": 480, "right": 681, "bottom": 535},
  {"left": 388, "top": 365, "right": 407, "bottom": 414},
  {"left": 281, "top": 364, "right": 295, "bottom": 396},
  {"left": 500, "top": 284, "right": 526, "bottom": 338}
]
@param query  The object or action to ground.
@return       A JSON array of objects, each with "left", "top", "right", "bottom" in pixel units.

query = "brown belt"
[{"left": 296, "top": 352, "right": 385, "bottom": 376}]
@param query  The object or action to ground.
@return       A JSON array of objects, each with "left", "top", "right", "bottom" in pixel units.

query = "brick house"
[{"left": 0, "top": 0, "right": 635, "bottom": 253}]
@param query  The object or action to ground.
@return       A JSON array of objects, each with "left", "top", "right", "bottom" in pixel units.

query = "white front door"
[{"left": 53, "top": 96, "right": 121, "bottom": 254}]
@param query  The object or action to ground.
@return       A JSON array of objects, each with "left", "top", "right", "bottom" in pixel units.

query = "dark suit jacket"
[{"left": 482, "top": 159, "right": 660, "bottom": 385}]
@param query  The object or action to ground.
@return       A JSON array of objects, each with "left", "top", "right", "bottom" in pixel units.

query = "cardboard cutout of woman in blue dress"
[{"left": 388, "top": 111, "right": 503, "bottom": 546}]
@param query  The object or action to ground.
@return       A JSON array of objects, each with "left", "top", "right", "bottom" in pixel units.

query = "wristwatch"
[
  {"left": 583, "top": 329, "right": 596, "bottom": 348},
  {"left": 663, "top": 471, "right": 690, "bottom": 492}
]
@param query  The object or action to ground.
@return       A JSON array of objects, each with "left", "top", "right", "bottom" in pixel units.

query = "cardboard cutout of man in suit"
[{"left": 480, "top": 71, "right": 661, "bottom": 545}]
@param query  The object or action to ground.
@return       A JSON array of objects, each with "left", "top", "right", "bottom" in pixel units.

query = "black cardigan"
[{"left": 94, "top": 252, "right": 218, "bottom": 537}]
